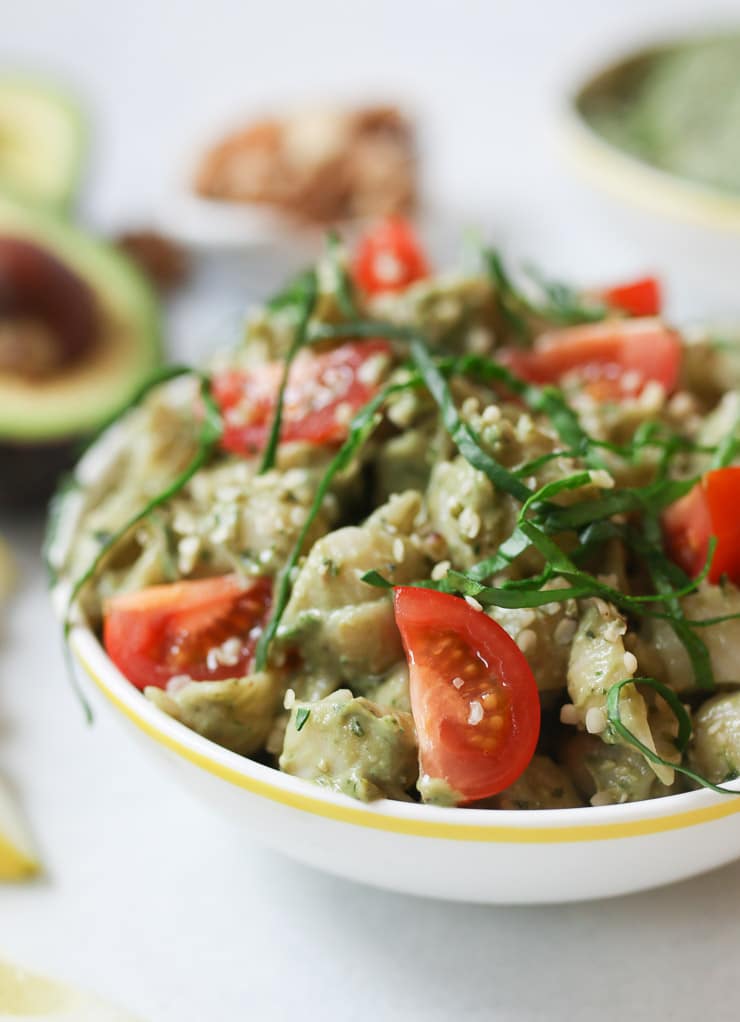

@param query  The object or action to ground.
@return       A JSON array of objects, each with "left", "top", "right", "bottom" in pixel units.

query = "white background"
[{"left": 3, "top": 1, "right": 740, "bottom": 1019}]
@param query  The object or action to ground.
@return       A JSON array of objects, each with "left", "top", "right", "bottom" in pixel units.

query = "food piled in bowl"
[{"left": 49, "top": 217, "right": 740, "bottom": 811}]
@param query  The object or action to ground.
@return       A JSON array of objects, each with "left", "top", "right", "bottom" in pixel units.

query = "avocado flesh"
[
  {"left": 0, "top": 195, "right": 162, "bottom": 444},
  {"left": 0, "top": 77, "right": 85, "bottom": 211}
]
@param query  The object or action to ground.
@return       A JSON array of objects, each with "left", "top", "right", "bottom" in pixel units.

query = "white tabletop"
[{"left": 4, "top": 1, "right": 740, "bottom": 1019}]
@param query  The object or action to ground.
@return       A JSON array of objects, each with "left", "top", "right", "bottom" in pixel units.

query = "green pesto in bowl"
[{"left": 577, "top": 33, "right": 740, "bottom": 196}]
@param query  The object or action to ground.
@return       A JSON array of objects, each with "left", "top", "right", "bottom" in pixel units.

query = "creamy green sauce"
[{"left": 580, "top": 35, "right": 740, "bottom": 194}]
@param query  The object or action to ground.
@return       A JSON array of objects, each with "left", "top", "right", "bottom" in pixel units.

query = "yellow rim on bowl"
[
  {"left": 560, "top": 109, "right": 740, "bottom": 233},
  {"left": 71, "top": 628, "right": 740, "bottom": 844}
]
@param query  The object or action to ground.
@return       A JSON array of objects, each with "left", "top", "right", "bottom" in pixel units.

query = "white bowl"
[
  {"left": 558, "top": 40, "right": 740, "bottom": 319},
  {"left": 67, "top": 624, "right": 740, "bottom": 904}
]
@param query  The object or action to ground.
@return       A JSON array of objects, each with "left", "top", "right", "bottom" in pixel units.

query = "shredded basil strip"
[
  {"left": 711, "top": 411, "right": 740, "bottom": 469},
  {"left": 259, "top": 271, "right": 318, "bottom": 474},
  {"left": 254, "top": 378, "right": 411, "bottom": 670},
  {"left": 483, "top": 248, "right": 606, "bottom": 341},
  {"left": 294, "top": 707, "right": 311, "bottom": 732},
  {"left": 606, "top": 677, "right": 739, "bottom": 796},
  {"left": 522, "top": 261, "right": 608, "bottom": 325},
  {"left": 540, "top": 475, "right": 699, "bottom": 532},
  {"left": 266, "top": 267, "right": 316, "bottom": 312},
  {"left": 640, "top": 512, "right": 714, "bottom": 690},
  {"left": 407, "top": 337, "right": 532, "bottom": 502},
  {"left": 325, "top": 231, "right": 358, "bottom": 318},
  {"left": 62, "top": 371, "right": 223, "bottom": 719}
]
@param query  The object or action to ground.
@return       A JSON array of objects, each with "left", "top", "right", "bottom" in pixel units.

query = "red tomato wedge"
[
  {"left": 663, "top": 467, "right": 740, "bottom": 584},
  {"left": 393, "top": 587, "right": 540, "bottom": 802},
  {"left": 353, "top": 215, "right": 429, "bottom": 295},
  {"left": 601, "top": 276, "right": 662, "bottom": 318},
  {"left": 213, "top": 340, "right": 391, "bottom": 456},
  {"left": 103, "top": 575, "right": 272, "bottom": 690},
  {"left": 500, "top": 318, "right": 681, "bottom": 401}
]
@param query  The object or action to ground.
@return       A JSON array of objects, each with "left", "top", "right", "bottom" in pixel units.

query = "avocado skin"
[{"left": 0, "top": 438, "right": 78, "bottom": 506}]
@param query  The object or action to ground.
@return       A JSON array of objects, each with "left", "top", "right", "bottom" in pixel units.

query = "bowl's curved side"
[
  {"left": 72, "top": 625, "right": 740, "bottom": 903},
  {"left": 67, "top": 625, "right": 740, "bottom": 899},
  {"left": 559, "top": 104, "right": 740, "bottom": 234}
]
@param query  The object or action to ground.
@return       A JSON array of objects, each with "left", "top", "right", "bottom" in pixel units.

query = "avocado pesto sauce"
[
  {"left": 578, "top": 34, "right": 740, "bottom": 195},
  {"left": 50, "top": 232, "right": 740, "bottom": 811}
]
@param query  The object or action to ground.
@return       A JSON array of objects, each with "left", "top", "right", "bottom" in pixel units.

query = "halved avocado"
[
  {"left": 0, "top": 76, "right": 85, "bottom": 211},
  {"left": 0, "top": 195, "right": 162, "bottom": 503}
]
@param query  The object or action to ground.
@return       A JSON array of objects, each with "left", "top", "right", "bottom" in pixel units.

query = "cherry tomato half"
[
  {"left": 500, "top": 318, "right": 681, "bottom": 401},
  {"left": 353, "top": 215, "right": 429, "bottom": 295},
  {"left": 103, "top": 575, "right": 272, "bottom": 690},
  {"left": 663, "top": 467, "right": 740, "bottom": 584},
  {"left": 213, "top": 339, "right": 391, "bottom": 456},
  {"left": 601, "top": 276, "right": 662, "bottom": 318},
  {"left": 393, "top": 586, "right": 540, "bottom": 802}
]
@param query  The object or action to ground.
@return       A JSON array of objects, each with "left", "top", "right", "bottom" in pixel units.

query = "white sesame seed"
[
  {"left": 167, "top": 674, "right": 193, "bottom": 694},
  {"left": 559, "top": 703, "right": 580, "bottom": 726},
  {"left": 640, "top": 380, "right": 665, "bottom": 407},
  {"left": 373, "top": 250, "right": 404, "bottom": 284},
  {"left": 468, "top": 700, "right": 484, "bottom": 725},
  {"left": 620, "top": 370, "right": 642, "bottom": 393},
  {"left": 283, "top": 688, "right": 296, "bottom": 710},
  {"left": 393, "top": 538, "right": 405, "bottom": 563},
  {"left": 219, "top": 637, "right": 242, "bottom": 665},
  {"left": 173, "top": 511, "right": 197, "bottom": 535},
  {"left": 668, "top": 391, "right": 694, "bottom": 418},
  {"left": 481, "top": 404, "right": 501, "bottom": 425},
  {"left": 452, "top": 676, "right": 464, "bottom": 689},
  {"left": 517, "top": 628, "right": 537, "bottom": 653},
  {"left": 432, "top": 560, "right": 451, "bottom": 581},
  {"left": 177, "top": 535, "right": 200, "bottom": 574},
  {"left": 468, "top": 327, "right": 491, "bottom": 354},
  {"left": 258, "top": 549, "right": 273, "bottom": 565},
  {"left": 458, "top": 506, "right": 481, "bottom": 540},
  {"left": 554, "top": 618, "right": 578, "bottom": 645},
  {"left": 357, "top": 352, "right": 389, "bottom": 386},
  {"left": 623, "top": 651, "right": 638, "bottom": 674},
  {"left": 515, "top": 413, "right": 534, "bottom": 442},
  {"left": 334, "top": 401, "right": 353, "bottom": 426},
  {"left": 387, "top": 392, "right": 417, "bottom": 428},
  {"left": 585, "top": 706, "right": 607, "bottom": 734},
  {"left": 464, "top": 595, "right": 484, "bottom": 612},
  {"left": 542, "top": 602, "right": 560, "bottom": 616},
  {"left": 518, "top": 609, "right": 536, "bottom": 630}
]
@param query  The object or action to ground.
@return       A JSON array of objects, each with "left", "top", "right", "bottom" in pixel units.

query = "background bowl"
[
  {"left": 68, "top": 623, "right": 740, "bottom": 905},
  {"left": 559, "top": 38, "right": 740, "bottom": 321}
]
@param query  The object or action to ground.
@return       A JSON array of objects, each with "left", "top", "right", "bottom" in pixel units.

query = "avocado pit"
[{"left": 0, "top": 236, "right": 99, "bottom": 378}]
